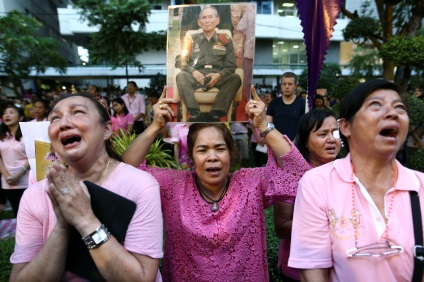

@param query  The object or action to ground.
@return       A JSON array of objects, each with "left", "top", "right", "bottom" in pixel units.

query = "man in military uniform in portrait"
[{"left": 175, "top": 6, "right": 242, "bottom": 122}]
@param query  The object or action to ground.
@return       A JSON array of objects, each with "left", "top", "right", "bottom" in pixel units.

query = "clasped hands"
[
  {"left": 192, "top": 70, "right": 221, "bottom": 87},
  {"left": 46, "top": 164, "right": 96, "bottom": 234}
]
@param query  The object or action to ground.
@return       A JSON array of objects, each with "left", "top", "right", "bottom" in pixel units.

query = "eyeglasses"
[{"left": 346, "top": 241, "right": 404, "bottom": 258}]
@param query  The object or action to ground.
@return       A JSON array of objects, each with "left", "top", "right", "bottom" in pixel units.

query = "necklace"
[
  {"left": 127, "top": 94, "right": 136, "bottom": 108},
  {"left": 195, "top": 175, "right": 230, "bottom": 212},
  {"left": 350, "top": 162, "right": 398, "bottom": 244},
  {"left": 98, "top": 159, "right": 111, "bottom": 186}
]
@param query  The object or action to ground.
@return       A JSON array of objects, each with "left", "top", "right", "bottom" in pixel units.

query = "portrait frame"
[{"left": 166, "top": 3, "right": 256, "bottom": 123}]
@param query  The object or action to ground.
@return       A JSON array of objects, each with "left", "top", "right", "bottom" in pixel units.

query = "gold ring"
[
  {"left": 253, "top": 100, "right": 257, "bottom": 104},
  {"left": 159, "top": 100, "right": 162, "bottom": 104}
]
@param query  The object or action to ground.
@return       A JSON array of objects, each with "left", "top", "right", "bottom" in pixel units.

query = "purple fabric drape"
[{"left": 296, "top": 0, "right": 343, "bottom": 109}]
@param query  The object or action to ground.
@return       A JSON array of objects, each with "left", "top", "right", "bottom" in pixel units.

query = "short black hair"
[
  {"left": 294, "top": 108, "right": 339, "bottom": 163},
  {"left": 187, "top": 123, "right": 240, "bottom": 166},
  {"left": 339, "top": 79, "right": 402, "bottom": 153}
]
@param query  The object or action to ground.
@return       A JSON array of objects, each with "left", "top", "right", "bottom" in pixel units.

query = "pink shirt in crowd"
[
  {"left": 139, "top": 137, "right": 310, "bottom": 281},
  {"left": 11, "top": 162, "right": 163, "bottom": 281},
  {"left": 111, "top": 113, "right": 134, "bottom": 132},
  {"left": 0, "top": 135, "right": 29, "bottom": 189},
  {"left": 289, "top": 154, "right": 424, "bottom": 282},
  {"left": 121, "top": 93, "right": 145, "bottom": 121}
]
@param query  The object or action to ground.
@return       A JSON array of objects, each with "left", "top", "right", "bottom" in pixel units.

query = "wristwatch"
[
  {"left": 260, "top": 122, "right": 275, "bottom": 138},
  {"left": 82, "top": 224, "right": 111, "bottom": 250}
]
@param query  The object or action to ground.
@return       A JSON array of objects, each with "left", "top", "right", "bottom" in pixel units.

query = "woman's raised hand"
[
  {"left": 152, "top": 86, "right": 177, "bottom": 129},
  {"left": 245, "top": 86, "right": 267, "bottom": 131}
]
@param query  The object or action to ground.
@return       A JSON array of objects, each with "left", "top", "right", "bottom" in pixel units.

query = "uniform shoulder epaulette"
[{"left": 218, "top": 33, "right": 230, "bottom": 45}]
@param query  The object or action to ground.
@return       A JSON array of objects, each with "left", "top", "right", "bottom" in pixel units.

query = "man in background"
[{"left": 266, "top": 72, "right": 305, "bottom": 140}]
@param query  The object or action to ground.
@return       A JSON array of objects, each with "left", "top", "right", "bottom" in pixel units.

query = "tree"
[
  {"left": 0, "top": 11, "right": 67, "bottom": 97},
  {"left": 73, "top": 0, "right": 166, "bottom": 80},
  {"left": 341, "top": 0, "right": 424, "bottom": 89},
  {"left": 349, "top": 46, "right": 382, "bottom": 78},
  {"left": 298, "top": 63, "right": 342, "bottom": 92}
]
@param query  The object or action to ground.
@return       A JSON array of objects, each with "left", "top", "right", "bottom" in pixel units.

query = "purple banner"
[{"left": 296, "top": 0, "right": 343, "bottom": 109}]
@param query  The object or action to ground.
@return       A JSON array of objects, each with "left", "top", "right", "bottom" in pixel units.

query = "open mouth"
[
  {"left": 325, "top": 145, "right": 336, "bottom": 152},
  {"left": 61, "top": 135, "right": 81, "bottom": 146},
  {"left": 380, "top": 127, "right": 398, "bottom": 138},
  {"left": 206, "top": 167, "right": 221, "bottom": 173}
]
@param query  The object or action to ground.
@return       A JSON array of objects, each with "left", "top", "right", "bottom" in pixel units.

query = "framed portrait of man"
[{"left": 166, "top": 3, "right": 256, "bottom": 123}]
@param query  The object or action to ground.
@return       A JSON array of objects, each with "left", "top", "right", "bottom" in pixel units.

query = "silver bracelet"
[{"left": 82, "top": 224, "right": 111, "bottom": 250}]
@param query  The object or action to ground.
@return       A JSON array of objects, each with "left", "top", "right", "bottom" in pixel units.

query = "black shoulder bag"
[{"left": 410, "top": 191, "right": 424, "bottom": 282}]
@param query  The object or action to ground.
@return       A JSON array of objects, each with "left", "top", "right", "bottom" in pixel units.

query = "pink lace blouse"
[{"left": 139, "top": 138, "right": 309, "bottom": 281}]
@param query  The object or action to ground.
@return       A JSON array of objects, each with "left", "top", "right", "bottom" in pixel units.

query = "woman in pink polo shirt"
[
  {"left": 289, "top": 79, "right": 424, "bottom": 281},
  {"left": 0, "top": 105, "right": 29, "bottom": 216},
  {"left": 10, "top": 94, "right": 163, "bottom": 281},
  {"left": 274, "top": 108, "right": 341, "bottom": 282}
]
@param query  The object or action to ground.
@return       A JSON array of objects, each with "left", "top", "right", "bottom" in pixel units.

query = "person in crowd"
[
  {"left": 264, "top": 91, "right": 273, "bottom": 106},
  {"left": 289, "top": 79, "right": 424, "bottom": 281},
  {"left": 145, "top": 92, "right": 159, "bottom": 128},
  {"left": 230, "top": 122, "right": 249, "bottom": 165},
  {"left": 299, "top": 90, "right": 307, "bottom": 100},
  {"left": 24, "top": 94, "right": 38, "bottom": 120},
  {"left": 122, "top": 81, "right": 146, "bottom": 134},
  {"left": 111, "top": 97, "right": 134, "bottom": 135},
  {"left": 237, "top": 4, "right": 255, "bottom": 102},
  {"left": 10, "top": 94, "right": 163, "bottom": 281},
  {"left": 30, "top": 99, "right": 49, "bottom": 122},
  {"left": 267, "top": 72, "right": 306, "bottom": 140},
  {"left": 122, "top": 86, "right": 310, "bottom": 281},
  {"left": 230, "top": 4, "right": 245, "bottom": 69},
  {"left": 87, "top": 84, "right": 109, "bottom": 111},
  {"left": 0, "top": 105, "right": 29, "bottom": 216},
  {"left": 413, "top": 86, "right": 424, "bottom": 99},
  {"left": 274, "top": 108, "right": 341, "bottom": 281},
  {"left": 250, "top": 118, "right": 268, "bottom": 167},
  {"left": 313, "top": 94, "right": 327, "bottom": 109},
  {"left": 170, "top": 123, "right": 191, "bottom": 170}
]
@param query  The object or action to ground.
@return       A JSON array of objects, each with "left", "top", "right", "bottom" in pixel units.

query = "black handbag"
[{"left": 410, "top": 191, "right": 424, "bottom": 282}]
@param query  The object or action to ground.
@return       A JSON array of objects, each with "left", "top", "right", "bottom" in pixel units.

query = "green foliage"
[
  {"left": 380, "top": 36, "right": 424, "bottom": 68},
  {"left": 404, "top": 94, "right": 424, "bottom": 126},
  {"left": 145, "top": 138, "right": 178, "bottom": 169},
  {"left": 298, "top": 63, "right": 342, "bottom": 91},
  {"left": 148, "top": 73, "right": 166, "bottom": 92},
  {"left": 342, "top": 1, "right": 424, "bottom": 85},
  {"left": 349, "top": 46, "right": 382, "bottom": 78},
  {"left": 0, "top": 237, "right": 14, "bottom": 280},
  {"left": 343, "top": 16, "right": 382, "bottom": 44},
  {"left": 330, "top": 76, "right": 362, "bottom": 100},
  {"left": 0, "top": 10, "right": 67, "bottom": 95},
  {"left": 112, "top": 130, "right": 177, "bottom": 169},
  {"left": 73, "top": 0, "right": 166, "bottom": 69},
  {"left": 112, "top": 130, "right": 138, "bottom": 156},
  {"left": 265, "top": 207, "right": 283, "bottom": 282},
  {"left": 411, "top": 148, "right": 424, "bottom": 172}
]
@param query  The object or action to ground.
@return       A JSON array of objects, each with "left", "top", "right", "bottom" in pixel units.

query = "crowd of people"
[{"left": 0, "top": 64, "right": 423, "bottom": 280}]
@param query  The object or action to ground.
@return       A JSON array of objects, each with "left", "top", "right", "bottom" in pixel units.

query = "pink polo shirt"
[
  {"left": 289, "top": 154, "right": 424, "bottom": 282},
  {"left": 11, "top": 162, "right": 163, "bottom": 281},
  {"left": 0, "top": 136, "right": 29, "bottom": 189}
]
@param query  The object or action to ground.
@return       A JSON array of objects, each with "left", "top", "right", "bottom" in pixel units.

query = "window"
[
  {"left": 272, "top": 40, "right": 307, "bottom": 70},
  {"left": 276, "top": 0, "right": 298, "bottom": 17},
  {"left": 148, "top": 0, "right": 162, "bottom": 10},
  {"left": 253, "top": 1, "right": 272, "bottom": 15}
]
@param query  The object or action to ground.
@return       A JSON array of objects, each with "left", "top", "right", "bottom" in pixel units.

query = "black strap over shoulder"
[{"left": 410, "top": 191, "right": 424, "bottom": 282}]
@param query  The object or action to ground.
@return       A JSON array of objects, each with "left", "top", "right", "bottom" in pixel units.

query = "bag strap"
[{"left": 410, "top": 191, "right": 424, "bottom": 282}]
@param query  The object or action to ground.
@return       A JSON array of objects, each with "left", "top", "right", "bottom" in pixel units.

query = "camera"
[{"left": 202, "top": 77, "right": 212, "bottom": 91}]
